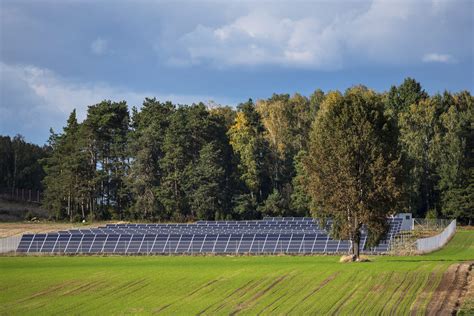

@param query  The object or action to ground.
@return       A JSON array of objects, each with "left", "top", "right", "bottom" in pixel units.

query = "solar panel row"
[
  {"left": 17, "top": 233, "right": 393, "bottom": 254},
  {"left": 16, "top": 217, "right": 401, "bottom": 255}
]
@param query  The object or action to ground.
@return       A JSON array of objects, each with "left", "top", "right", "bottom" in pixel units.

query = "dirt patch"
[
  {"left": 458, "top": 263, "right": 474, "bottom": 314},
  {"left": 0, "top": 223, "right": 76, "bottom": 238},
  {"left": 0, "top": 221, "right": 120, "bottom": 238},
  {"left": 425, "top": 262, "right": 473, "bottom": 316}
]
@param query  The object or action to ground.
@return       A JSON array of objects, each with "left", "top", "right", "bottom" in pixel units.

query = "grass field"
[{"left": 1, "top": 231, "right": 473, "bottom": 315}]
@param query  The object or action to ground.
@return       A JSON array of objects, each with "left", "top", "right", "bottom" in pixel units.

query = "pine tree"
[
  {"left": 186, "top": 142, "right": 226, "bottom": 220},
  {"left": 127, "top": 99, "right": 174, "bottom": 220},
  {"left": 437, "top": 91, "right": 474, "bottom": 224},
  {"left": 290, "top": 150, "right": 311, "bottom": 216}
]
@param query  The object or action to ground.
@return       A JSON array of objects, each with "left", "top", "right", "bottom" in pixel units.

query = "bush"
[
  {"left": 425, "top": 209, "right": 438, "bottom": 220},
  {"left": 24, "top": 211, "right": 34, "bottom": 221}
]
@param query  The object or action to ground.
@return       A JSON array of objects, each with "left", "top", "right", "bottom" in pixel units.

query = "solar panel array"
[{"left": 16, "top": 217, "right": 402, "bottom": 255}]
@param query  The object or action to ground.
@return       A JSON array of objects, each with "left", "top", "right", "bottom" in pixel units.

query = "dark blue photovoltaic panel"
[
  {"left": 17, "top": 234, "right": 34, "bottom": 253},
  {"left": 28, "top": 234, "right": 46, "bottom": 253},
  {"left": 16, "top": 217, "right": 402, "bottom": 254},
  {"left": 114, "top": 235, "right": 132, "bottom": 253},
  {"left": 237, "top": 234, "right": 254, "bottom": 253},
  {"left": 152, "top": 235, "right": 169, "bottom": 253},
  {"left": 139, "top": 235, "right": 156, "bottom": 253},
  {"left": 103, "top": 235, "right": 119, "bottom": 253},
  {"left": 90, "top": 235, "right": 107, "bottom": 253},
  {"left": 224, "top": 235, "right": 241, "bottom": 253},
  {"left": 127, "top": 235, "right": 144, "bottom": 254},
  {"left": 41, "top": 234, "right": 58, "bottom": 253},
  {"left": 65, "top": 235, "right": 83, "bottom": 253}
]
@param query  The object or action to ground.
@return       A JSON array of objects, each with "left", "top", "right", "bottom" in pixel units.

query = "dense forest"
[
  {"left": 0, "top": 135, "right": 48, "bottom": 193},
  {"left": 1, "top": 78, "right": 472, "bottom": 224}
]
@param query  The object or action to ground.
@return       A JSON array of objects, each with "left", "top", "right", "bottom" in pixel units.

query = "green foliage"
[
  {"left": 385, "top": 77, "right": 428, "bottom": 116},
  {"left": 228, "top": 100, "right": 269, "bottom": 202},
  {"left": 127, "top": 99, "right": 173, "bottom": 220},
  {"left": 0, "top": 135, "right": 47, "bottom": 191},
  {"left": 5, "top": 77, "right": 469, "bottom": 225},
  {"left": 186, "top": 143, "right": 226, "bottom": 220},
  {"left": 290, "top": 150, "right": 311, "bottom": 216},
  {"left": 306, "top": 87, "right": 403, "bottom": 257},
  {"left": 435, "top": 91, "right": 474, "bottom": 224},
  {"left": 258, "top": 188, "right": 287, "bottom": 217},
  {"left": 232, "top": 193, "right": 259, "bottom": 219},
  {"left": 425, "top": 209, "right": 438, "bottom": 219}
]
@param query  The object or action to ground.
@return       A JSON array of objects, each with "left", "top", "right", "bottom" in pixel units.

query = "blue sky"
[{"left": 1, "top": 0, "right": 473, "bottom": 144}]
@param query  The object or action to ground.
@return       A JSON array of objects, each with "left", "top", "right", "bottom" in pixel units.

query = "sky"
[{"left": 1, "top": 0, "right": 473, "bottom": 145}]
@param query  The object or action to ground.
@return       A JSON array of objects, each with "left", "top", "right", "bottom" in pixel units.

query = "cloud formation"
[
  {"left": 0, "top": 62, "right": 232, "bottom": 143},
  {"left": 168, "top": 0, "right": 471, "bottom": 69},
  {"left": 422, "top": 53, "right": 456, "bottom": 63}
]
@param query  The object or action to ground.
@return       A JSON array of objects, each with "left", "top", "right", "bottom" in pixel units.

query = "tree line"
[
  {"left": 0, "top": 135, "right": 48, "bottom": 193},
  {"left": 2, "top": 78, "right": 472, "bottom": 225}
]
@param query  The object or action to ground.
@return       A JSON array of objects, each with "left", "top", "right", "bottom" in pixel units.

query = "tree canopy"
[{"left": 1, "top": 78, "right": 471, "bottom": 228}]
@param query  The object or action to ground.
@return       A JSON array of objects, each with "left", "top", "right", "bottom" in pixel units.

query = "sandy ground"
[
  {"left": 425, "top": 262, "right": 473, "bottom": 315},
  {"left": 0, "top": 222, "right": 120, "bottom": 238},
  {"left": 0, "top": 223, "right": 78, "bottom": 238}
]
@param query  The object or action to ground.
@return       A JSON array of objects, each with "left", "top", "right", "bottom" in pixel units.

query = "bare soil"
[
  {"left": 425, "top": 262, "right": 473, "bottom": 316},
  {"left": 0, "top": 222, "right": 80, "bottom": 238}
]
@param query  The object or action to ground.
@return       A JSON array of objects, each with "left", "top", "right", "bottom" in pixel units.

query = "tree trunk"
[
  {"left": 67, "top": 192, "right": 72, "bottom": 222},
  {"left": 354, "top": 239, "right": 360, "bottom": 260}
]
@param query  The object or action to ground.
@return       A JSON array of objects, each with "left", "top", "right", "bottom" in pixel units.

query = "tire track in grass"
[
  {"left": 391, "top": 269, "right": 431, "bottom": 315},
  {"left": 330, "top": 274, "right": 372, "bottom": 315},
  {"left": 200, "top": 280, "right": 256, "bottom": 314},
  {"left": 187, "top": 278, "right": 222, "bottom": 296},
  {"left": 379, "top": 272, "right": 410, "bottom": 314},
  {"left": 68, "top": 278, "right": 150, "bottom": 315},
  {"left": 225, "top": 276, "right": 270, "bottom": 312},
  {"left": 13, "top": 280, "right": 81, "bottom": 303},
  {"left": 229, "top": 273, "right": 290, "bottom": 315},
  {"left": 267, "top": 272, "right": 327, "bottom": 314},
  {"left": 386, "top": 272, "right": 418, "bottom": 315},
  {"left": 59, "top": 279, "right": 108, "bottom": 297},
  {"left": 317, "top": 271, "right": 360, "bottom": 315},
  {"left": 254, "top": 273, "right": 300, "bottom": 315},
  {"left": 352, "top": 272, "right": 394, "bottom": 315},
  {"left": 153, "top": 275, "right": 244, "bottom": 315},
  {"left": 284, "top": 272, "right": 340, "bottom": 315},
  {"left": 409, "top": 266, "right": 444, "bottom": 316}
]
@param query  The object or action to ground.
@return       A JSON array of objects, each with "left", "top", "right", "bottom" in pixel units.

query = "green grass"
[{"left": 1, "top": 231, "right": 473, "bottom": 315}]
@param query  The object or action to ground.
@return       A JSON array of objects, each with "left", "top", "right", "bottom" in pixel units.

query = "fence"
[
  {"left": 413, "top": 218, "right": 452, "bottom": 231},
  {"left": 0, "top": 236, "right": 22, "bottom": 254},
  {"left": 0, "top": 188, "right": 42, "bottom": 204},
  {"left": 416, "top": 219, "right": 456, "bottom": 253}
]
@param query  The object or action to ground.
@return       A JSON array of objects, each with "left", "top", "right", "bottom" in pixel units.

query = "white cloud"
[
  {"left": 174, "top": 11, "right": 343, "bottom": 69},
  {"left": 422, "top": 53, "right": 456, "bottom": 63},
  {"left": 166, "top": 0, "right": 469, "bottom": 69},
  {"left": 0, "top": 62, "right": 232, "bottom": 143},
  {"left": 90, "top": 38, "right": 108, "bottom": 55}
]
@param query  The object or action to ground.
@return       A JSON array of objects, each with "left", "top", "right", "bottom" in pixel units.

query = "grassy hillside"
[{"left": 0, "top": 231, "right": 472, "bottom": 315}]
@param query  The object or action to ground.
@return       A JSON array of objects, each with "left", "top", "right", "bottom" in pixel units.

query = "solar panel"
[{"left": 19, "top": 217, "right": 402, "bottom": 254}]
